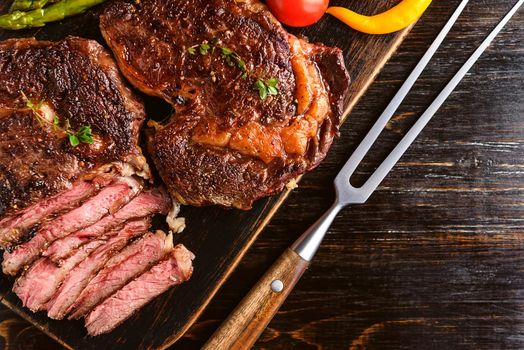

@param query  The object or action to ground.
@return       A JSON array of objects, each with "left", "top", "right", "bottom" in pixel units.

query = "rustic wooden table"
[{"left": 1, "top": 1, "right": 523, "bottom": 349}]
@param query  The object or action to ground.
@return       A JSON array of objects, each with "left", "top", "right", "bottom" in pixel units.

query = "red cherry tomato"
[{"left": 266, "top": 0, "right": 329, "bottom": 27}]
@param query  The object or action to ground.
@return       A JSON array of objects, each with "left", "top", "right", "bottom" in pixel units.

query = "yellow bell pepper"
[{"left": 326, "top": 0, "right": 433, "bottom": 35}]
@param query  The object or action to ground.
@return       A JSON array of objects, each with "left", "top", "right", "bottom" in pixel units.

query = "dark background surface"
[{"left": 1, "top": 0, "right": 523, "bottom": 349}]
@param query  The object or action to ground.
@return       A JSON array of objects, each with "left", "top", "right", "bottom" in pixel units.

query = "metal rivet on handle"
[{"left": 270, "top": 279, "right": 284, "bottom": 293}]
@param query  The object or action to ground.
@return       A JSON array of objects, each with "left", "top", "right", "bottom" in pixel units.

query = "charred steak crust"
[
  {"left": 101, "top": 0, "right": 350, "bottom": 209},
  {"left": 0, "top": 37, "right": 148, "bottom": 216}
]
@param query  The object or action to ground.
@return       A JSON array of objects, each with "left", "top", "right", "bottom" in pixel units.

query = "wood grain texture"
[
  {"left": 203, "top": 249, "right": 309, "bottom": 350},
  {"left": 1, "top": 0, "right": 523, "bottom": 349}
]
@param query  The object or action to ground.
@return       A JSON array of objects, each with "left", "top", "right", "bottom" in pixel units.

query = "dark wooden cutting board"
[{"left": 0, "top": 1, "right": 418, "bottom": 348}]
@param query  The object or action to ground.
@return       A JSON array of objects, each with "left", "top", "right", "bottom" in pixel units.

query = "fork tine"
[
  {"left": 337, "top": 0, "right": 523, "bottom": 206},
  {"left": 335, "top": 0, "right": 470, "bottom": 196}
]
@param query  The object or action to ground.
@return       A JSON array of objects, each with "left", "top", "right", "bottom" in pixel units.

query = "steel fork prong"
[{"left": 334, "top": 0, "right": 470, "bottom": 207}]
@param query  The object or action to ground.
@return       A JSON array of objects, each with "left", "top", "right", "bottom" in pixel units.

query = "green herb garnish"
[
  {"left": 76, "top": 125, "right": 95, "bottom": 144},
  {"left": 22, "top": 92, "right": 95, "bottom": 147},
  {"left": 254, "top": 79, "right": 268, "bottom": 100},
  {"left": 188, "top": 39, "right": 278, "bottom": 99},
  {"left": 68, "top": 134, "right": 80, "bottom": 147},
  {"left": 188, "top": 39, "right": 247, "bottom": 74},
  {"left": 220, "top": 47, "right": 247, "bottom": 72},
  {"left": 220, "top": 47, "right": 233, "bottom": 56},
  {"left": 253, "top": 78, "right": 279, "bottom": 100},
  {"left": 199, "top": 43, "right": 211, "bottom": 55},
  {"left": 266, "top": 78, "right": 279, "bottom": 96},
  {"left": 68, "top": 126, "right": 94, "bottom": 147}
]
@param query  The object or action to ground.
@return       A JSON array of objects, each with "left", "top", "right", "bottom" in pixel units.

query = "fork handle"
[
  {"left": 202, "top": 248, "right": 309, "bottom": 350},
  {"left": 203, "top": 203, "right": 341, "bottom": 349}
]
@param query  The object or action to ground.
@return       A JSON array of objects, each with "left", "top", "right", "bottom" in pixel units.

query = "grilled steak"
[
  {"left": 0, "top": 36, "right": 192, "bottom": 336},
  {"left": 43, "top": 187, "right": 171, "bottom": 262},
  {"left": 85, "top": 244, "right": 194, "bottom": 336},
  {"left": 0, "top": 37, "right": 148, "bottom": 218},
  {"left": 0, "top": 175, "right": 114, "bottom": 249},
  {"left": 100, "top": 0, "right": 350, "bottom": 209},
  {"left": 69, "top": 231, "right": 173, "bottom": 319},
  {"left": 2, "top": 176, "right": 142, "bottom": 275},
  {"left": 46, "top": 219, "right": 150, "bottom": 319},
  {"left": 13, "top": 239, "right": 105, "bottom": 312}
]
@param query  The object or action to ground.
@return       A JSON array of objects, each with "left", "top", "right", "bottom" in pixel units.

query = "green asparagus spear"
[
  {"left": 9, "top": 0, "right": 57, "bottom": 13},
  {"left": 0, "top": 0, "right": 107, "bottom": 30}
]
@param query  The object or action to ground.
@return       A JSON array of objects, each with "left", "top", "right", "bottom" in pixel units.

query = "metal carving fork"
[{"left": 204, "top": 1, "right": 523, "bottom": 348}]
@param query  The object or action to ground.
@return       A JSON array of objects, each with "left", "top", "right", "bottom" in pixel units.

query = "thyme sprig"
[
  {"left": 219, "top": 47, "right": 247, "bottom": 77},
  {"left": 253, "top": 78, "right": 279, "bottom": 100},
  {"left": 22, "top": 92, "right": 95, "bottom": 147},
  {"left": 187, "top": 39, "right": 280, "bottom": 100},
  {"left": 187, "top": 39, "right": 248, "bottom": 78}
]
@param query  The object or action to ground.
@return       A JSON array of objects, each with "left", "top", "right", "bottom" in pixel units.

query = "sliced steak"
[
  {"left": 46, "top": 219, "right": 150, "bottom": 319},
  {"left": 0, "top": 176, "right": 114, "bottom": 249},
  {"left": 85, "top": 244, "right": 194, "bottom": 336},
  {"left": 2, "top": 176, "right": 142, "bottom": 275},
  {"left": 0, "top": 175, "right": 114, "bottom": 249},
  {"left": 43, "top": 187, "right": 171, "bottom": 262},
  {"left": 13, "top": 239, "right": 105, "bottom": 312},
  {"left": 100, "top": 0, "right": 350, "bottom": 209},
  {"left": 0, "top": 37, "right": 148, "bottom": 218},
  {"left": 69, "top": 230, "right": 173, "bottom": 319}
]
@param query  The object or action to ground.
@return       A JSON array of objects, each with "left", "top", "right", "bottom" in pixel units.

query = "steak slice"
[
  {"left": 13, "top": 239, "right": 105, "bottom": 312},
  {"left": 0, "top": 36, "right": 148, "bottom": 218},
  {"left": 101, "top": 0, "right": 350, "bottom": 209},
  {"left": 46, "top": 218, "right": 150, "bottom": 319},
  {"left": 43, "top": 187, "right": 171, "bottom": 262},
  {"left": 85, "top": 244, "right": 194, "bottom": 336},
  {"left": 69, "top": 231, "right": 173, "bottom": 320},
  {"left": 2, "top": 176, "right": 142, "bottom": 275},
  {"left": 0, "top": 175, "right": 113, "bottom": 249}
]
